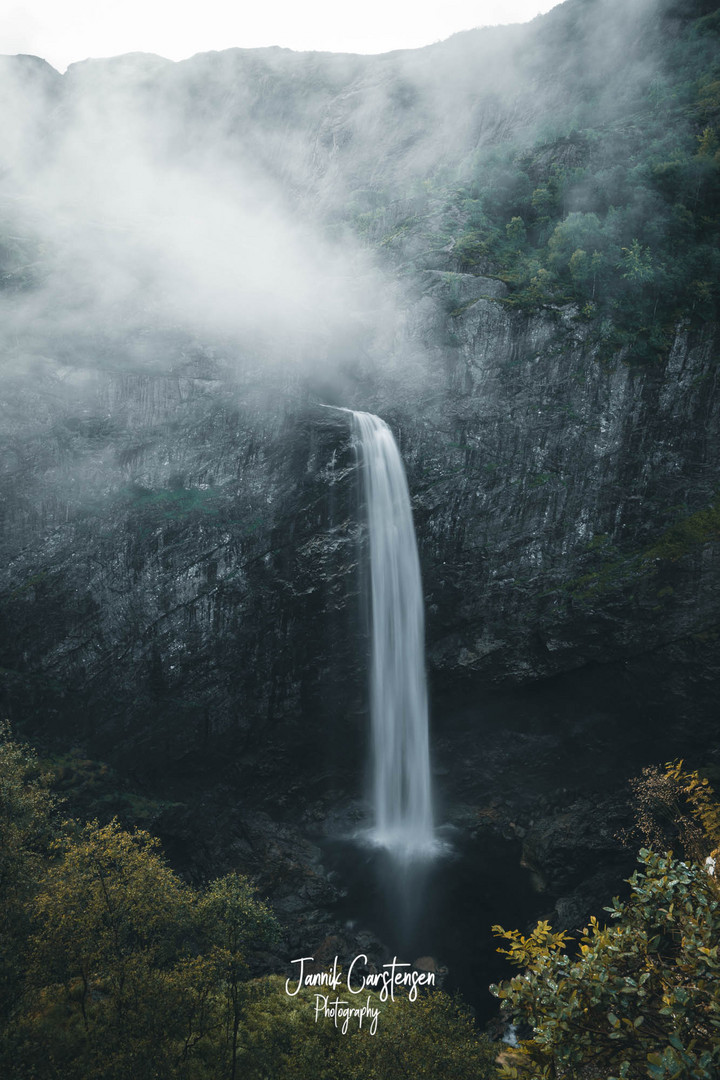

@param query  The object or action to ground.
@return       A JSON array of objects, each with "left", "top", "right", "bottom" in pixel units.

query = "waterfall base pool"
[{"left": 321, "top": 825, "right": 538, "bottom": 1023}]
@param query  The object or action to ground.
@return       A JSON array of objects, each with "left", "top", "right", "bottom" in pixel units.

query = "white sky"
[{"left": 1, "top": 1, "right": 563, "bottom": 73}]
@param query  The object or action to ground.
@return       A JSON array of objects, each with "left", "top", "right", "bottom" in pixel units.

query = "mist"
[
  {"left": 0, "top": 0, "right": 680, "bottom": 565},
  {"left": 0, "top": 0, "right": 668, "bottom": 392},
  {"left": 0, "top": 57, "right": 406, "bottom": 391}
]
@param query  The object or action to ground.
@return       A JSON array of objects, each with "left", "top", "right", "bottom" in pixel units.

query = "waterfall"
[{"left": 351, "top": 410, "right": 435, "bottom": 859}]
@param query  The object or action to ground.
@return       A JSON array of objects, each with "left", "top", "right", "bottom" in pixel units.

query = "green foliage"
[
  {"left": 0, "top": 722, "right": 58, "bottom": 1021},
  {"left": 0, "top": 722, "right": 57, "bottom": 902},
  {"left": 0, "top": 728, "right": 497, "bottom": 1080},
  {"left": 630, "top": 757, "right": 720, "bottom": 895},
  {"left": 230, "top": 975, "right": 345, "bottom": 1079},
  {"left": 0, "top": 725, "right": 281, "bottom": 1080},
  {"left": 548, "top": 212, "right": 604, "bottom": 272},
  {"left": 22, "top": 837, "right": 280, "bottom": 1080},
  {"left": 491, "top": 850, "right": 720, "bottom": 1079},
  {"left": 620, "top": 239, "right": 655, "bottom": 284},
  {"left": 44, "top": 749, "right": 178, "bottom": 827},
  {"left": 18, "top": 820, "right": 198, "bottom": 1079},
  {"left": 630, "top": 762, "right": 708, "bottom": 864},
  {"left": 644, "top": 497, "right": 720, "bottom": 561},
  {"left": 505, "top": 216, "right": 527, "bottom": 248},
  {"left": 352, "top": 4, "right": 720, "bottom": 363},
  {"left": 237, "top": 978, "right": 498, "bottom": 1080},
  {"left": 454, "top": 229, "right": 492, "bottom": 270},
  {"left": 663, "top": 761, "right": 720, "bottom": 853},
  {"left": 199, "top": 874, "right": 280, "bottom": 1080},
  {"left": 347, "top": 992, "right": 498, "bottom": 1079}
]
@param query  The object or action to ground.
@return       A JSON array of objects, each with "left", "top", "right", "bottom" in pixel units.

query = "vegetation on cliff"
[
  {"left": 0, "top": 724, "right": 497, "bottom": 1080},
  {"left": 357, "top": 3, "right": 720, "bottom": 364},
  {"left": 4, "top": 721, "right": 720, "bottom": 1080},
  {"left": 491, "top": 762, "right": 720, "bottom": 1079}
]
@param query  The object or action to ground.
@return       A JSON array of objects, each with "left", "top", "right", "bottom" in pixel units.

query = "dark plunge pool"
[{"left": 321, "top": 826, "right": 539, "bottom": 1023}]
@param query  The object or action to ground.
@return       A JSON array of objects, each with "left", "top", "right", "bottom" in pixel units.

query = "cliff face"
[
  {"left": 1, "top": 362, "right": 365, "bottom": 792},
  {"left": 412, "top": 275, "right": 720, "bottom": 688},
  {"left": 2, "top": 283, "right": 718, "bottom": 792},
  {"left": 2, "top": 269, "right": 717, "bottom": 994}
]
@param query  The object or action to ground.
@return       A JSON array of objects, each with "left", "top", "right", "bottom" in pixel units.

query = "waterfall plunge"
[{"left": 351, "top": 410, "right": 435, "bottom": 860}]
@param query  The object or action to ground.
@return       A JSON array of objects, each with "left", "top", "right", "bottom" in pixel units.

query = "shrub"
[{"left": 491, "top": 849, "right": 720, "bottom": 1079}]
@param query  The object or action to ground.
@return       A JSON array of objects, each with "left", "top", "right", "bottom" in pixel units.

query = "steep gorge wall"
[
  {"left": 2, "top": 284, "right": 718, "bottom": 803},
  {"left": 1, "top": 361, "right": 364, "bottom": 794},
  {"left": 409, "top": 275, "right": 720, "bottom": 691}
]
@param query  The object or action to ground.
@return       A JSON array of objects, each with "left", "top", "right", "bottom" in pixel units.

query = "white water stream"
[{"left": 351, "top": 410, "right": 435, "bottom": 859}]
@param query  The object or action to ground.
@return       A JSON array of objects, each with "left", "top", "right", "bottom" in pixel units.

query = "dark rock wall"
[
  {"left": 2, "top": 286, "right": 718, "bottom": 806},
  {"left": 407, "top": 275, "right": 720, "bottom": 689},
  {"left": 1, "top": 362, "right": 365, "bottom": 796}
]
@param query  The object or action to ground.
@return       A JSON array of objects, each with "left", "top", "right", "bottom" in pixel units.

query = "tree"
[
  {"left": 23, "top": 819, "right": 198, "bottom": 1079},
  {"left": 491, "top": 849, "right": 720, "bottom": 1079},
  {"left": 199, "top": 873, "right": 279, "bottom": 1080},
  {"left": 0, "top": 726, "right": 288, "bottom": 1080},
  {"left": 547, "top": 212, "right": 603, "bottom": 271},
  {"left": 620, "top": 239, "right": 655, "bottom": 284},
  {"left": 530, "top": 184, "right": 557, "bottom": 222},
  {"left": 0, "top": 722, "right": 57, "bottom": 1023},
  {"left": 505, "top": 216, "right": 527, "bottom": 248},
  {"left": 629, "top": 760, "right": 720, "bottom": 864},
  {"left": 341, "top": 991, "right": 498, "bottom": 1080},
  {"left": 695, "top": 126, "right": 719, "bottom": 161},
  {"left": 228, "top": 975, "right": 345, "bottom": 1080},
  {"left": 236, "top": 978, "right": 498, "bottom": 1080}
]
